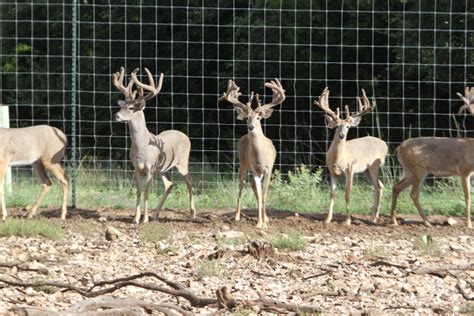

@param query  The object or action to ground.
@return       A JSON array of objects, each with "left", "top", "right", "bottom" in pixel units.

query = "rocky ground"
[{"left": 0, "top": 207, "right": 472, "bottom": 315}]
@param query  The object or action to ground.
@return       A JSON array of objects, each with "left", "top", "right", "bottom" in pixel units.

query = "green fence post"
[{"left": 71, "top": 0, "right": 78, "bottom": 208}]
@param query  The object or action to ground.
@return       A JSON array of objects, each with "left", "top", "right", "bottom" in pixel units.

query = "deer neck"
[
  {"left": 247, "top": 127, "right": 266, "bottom": 145},
  {"left": 328, "top": 131, "right": 348, "bottom": 161},
  {"left": 127, "top": 112, "right": 152, "bottom": 152}
]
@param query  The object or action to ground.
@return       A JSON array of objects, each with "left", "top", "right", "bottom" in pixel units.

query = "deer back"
[
  {"left": 0, "top": 125, "right": 67, "bottom": 165},
  {"left": 141, "top": 129, "right": 191, "bottom": 173},
  {"left": 397, "top": 137, "right": 474, "bottom": 177}
]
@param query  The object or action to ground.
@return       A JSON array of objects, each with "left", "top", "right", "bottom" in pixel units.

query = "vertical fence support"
[
  {"left": 0, "top": 105, "right": 12, "bottom": 193},
  {"left": 71, "top": 0, "right": 78, "bottom": 208}
]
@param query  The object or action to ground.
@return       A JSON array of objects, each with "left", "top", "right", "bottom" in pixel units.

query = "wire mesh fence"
[{"left": 1, "top": 1, "right": 473, "bottom": 208}]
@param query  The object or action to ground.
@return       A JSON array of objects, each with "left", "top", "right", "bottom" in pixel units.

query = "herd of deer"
[{"left": 0, "top": 68, "right": 472, "bottom": 229}]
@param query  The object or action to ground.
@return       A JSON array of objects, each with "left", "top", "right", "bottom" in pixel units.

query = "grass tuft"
[
  {"left": 414, "top": 234, "right": 442, "bottom": 257},
  {"left": 269, "top": 231, "right": 307, "bottom": 252},
  {"left": 139, "top": 222, "right": 172, "bottom": 242},
  {"left": 0, "top": 218, "right": 63, "bottom": 240},
  {"left": 196, "top": 260, "right": 227, "bottom": 279}
]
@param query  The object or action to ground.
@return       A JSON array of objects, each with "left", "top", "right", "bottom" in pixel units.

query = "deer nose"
[
  {"left": 338, "top": 133, "right": 345, "bottom": 139},
  {"left": 115, "top": 113, "right": 121, "bottom": 121},
  {"left": 248, "top": 125, "right": 255, "bottom": 131}
]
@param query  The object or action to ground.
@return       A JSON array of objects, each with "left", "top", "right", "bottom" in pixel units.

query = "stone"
[
  {"left": 105, "top": 226, "right": 122, "bottom": 241},
  {"left": 446, "top": 217, "right": 457, "bottom": 226}
]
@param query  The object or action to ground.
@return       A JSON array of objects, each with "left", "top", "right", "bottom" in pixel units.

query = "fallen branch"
[{"left": 0, "top": 262, "right": 49, "bottom": 275}]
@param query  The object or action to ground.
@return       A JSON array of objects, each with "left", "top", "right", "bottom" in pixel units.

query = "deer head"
[
  {"left": 112, "top": 67, "right": 164, "bottom": 122},
  {"left": 314, "top": 87, "right": 375, "bottom": 140},
  {"left": 219, "top": 79, "right": 285, "bottom": 133}
]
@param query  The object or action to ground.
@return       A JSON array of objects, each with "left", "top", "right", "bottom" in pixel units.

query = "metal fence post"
[{"left": 71, "top": 0, "right": 78, "bottom": 208}]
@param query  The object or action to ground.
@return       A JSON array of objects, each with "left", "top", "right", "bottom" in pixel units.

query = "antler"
[
  {"left": 314, "top": 87, "right": 340, "bottom": 121},
  {"left": 457, "top": 87, "right": 474, "bottom": 115},
  {"left": 130, "top": 68, "right": 164, "bottom": 102},
  {"left": 352, "top": 89, "right": 375, "bottom": 118},
  {"left": 218, "top": 80, "right": 251, "bottom": 112},
  {"left": 112, "top": 67, "right": 137, "bottom": 101},
  {"left": 259, "top": 78, "right": 286, "bottom": 112}
]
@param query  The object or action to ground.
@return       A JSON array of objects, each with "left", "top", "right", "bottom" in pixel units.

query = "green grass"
[
  {"left": 139, "top": 222, "right": 172, "bottom": 242},
  {"left": 0, "top": 218, "right": 63, "bottom": 240},
  {"left": 269, "top": 231, "right": 308, "bottom": 252},
  {"left": 3, "top": 164, "right": 470, "bottom": 218},
  {"left": 195, "top": 260, "right": 227, "bottom": 279}
]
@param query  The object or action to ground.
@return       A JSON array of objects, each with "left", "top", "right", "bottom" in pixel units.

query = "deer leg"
[
  {"left": 142, "top": 171, "right": 153, "bottom": 224},
  {"left": 184, "top": 174, "right": 196, "bottom": 218},
  {"left": 365, "top": 167, "right": 384, "bottom": 223},
  {"left": 390, "top": 175, "right": 412, "bottom": 225},
  {"left": 235, "top": 168, "right": 247, "bottom": 221},
  {"left": 27, "top": 161, "right": 52, "bottom": 219},
  {"left": 344, "top": 171, "right": 354, "bottom": 225},
  {"left": 410, "top": 174, "right": 431, "bottom": 227},
  {"left": 325, "top": 174, "right": 338, "bottom": 224},
  {"left": 461, "top": 176, "right": 472, "bottom": 229},
  {"left": 154, "top": 173, "right": 173, "bottom": 219},
  {"left": 253, "top": 174, "right": 264, "bottom": 229},
  {"left": 0, "top": 162, "right": 8, "bottom": 221},
  {"left": 261, "top": 170, "right": 272, "bottom": 228},
  {"left": 45, "top": 162, "right": 68, "bottom": 220},
  {"left": 133, "top": 169, "right": 143, "bottom": 224},
  {"left": 176, "top": 165, "right": 196, "bottom": 218}
]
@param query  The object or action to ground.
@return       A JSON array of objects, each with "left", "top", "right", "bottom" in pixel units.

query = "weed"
[
  {"left": 460, "top": 303, "right": 474, "bottom": 314},
  {"left": 156, "top": 244, "right": 179, "bottom": 255},
  {"left": 232, "top": 307, "right": 255, "bottom": 316},
  {"left": 196, "top": 260, "right": 226, "bottom": 279},
  {"left": 73, "top": 221, "right": 96, "bottom": 238},
  {"left": 269, "top": 231, "right": 307, "bottom": 252},
  {"left": 0, "top": 218, "right": 63, "bottom": 240},
  {"left": 414, "top": 235, "right": 442, "bottom": 257},
  {"left": 34, "top": 285, "right": 58, "bottom": 294},
  {"left": 139, "top": 222, "right": 172, "bottom": 242},
  {"left": 363, "top": 245, "right": 388, "bottom": 260}
]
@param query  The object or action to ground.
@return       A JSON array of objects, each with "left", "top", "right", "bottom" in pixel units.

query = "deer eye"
[{"left": 128, "top": 106, "right": 134, "bottom": 111}]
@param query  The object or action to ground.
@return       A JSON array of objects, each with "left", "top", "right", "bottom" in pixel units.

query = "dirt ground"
[{"left": 0, "top": 207, "right": 473, "bottom": 315}]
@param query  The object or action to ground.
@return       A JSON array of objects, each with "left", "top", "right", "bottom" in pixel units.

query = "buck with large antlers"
[
  {"left": 314, "top": 87, "right": 388, "bottom": 225},
  {"left": 391, "top": 87, "right": 474, "bottom": 228},
  {"left": 0, "top": 125, "right": 68, "bottom": 221},
  {"left": 219, "top": 79, "right": 285, "bottom": 229},
  {"left": 113, "top": 67, "right": 195, "bottom": 224}
]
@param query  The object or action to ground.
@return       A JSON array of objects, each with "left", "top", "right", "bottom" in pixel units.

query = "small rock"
[
  {"left": 446, "top": 217, "right": 457, "bottom": 226},
  {"left": 105, "top": 226, "right": 122, "bottom": 241},
  {"left": 221, "top": 224, "right": 230, "bottom": 231},
  {"left": 359, "top": 282, "right": 375, "bottom": 294},
  {"left": 98, "top": 216, "right": 108, "bottom": 222}
]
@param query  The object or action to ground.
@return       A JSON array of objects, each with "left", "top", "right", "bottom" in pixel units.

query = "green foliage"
[
  {"left": 269, "top": 231, "right": 307, "bottom": 252},
  {"left": 196, "top": 260, "right": 227, "bottom": 279},
  {"left": 0, "top": 218, "right": 63, "bottom": 240},
  {"left": 414, "top": 235, "right": 442, "bottom": 257},
  {"left": 139, "top": 223, "right": 172, "bottom": 242}
]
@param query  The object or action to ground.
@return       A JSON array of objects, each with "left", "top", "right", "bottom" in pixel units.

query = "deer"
[
  {"left": 391, "top": 87, "right": 474, "bottom": 228},
  {"left": 0, "top": 125, "right": 68, "bottom": 221},
  {"left": 219, "top": 79, "right": 285, "bottom": 229},
  {"left": 314, "top": 87, "right": 388, "bottom": 225},
  {"left": 112, "top": 67, "right": 195, "bottom": 224}
]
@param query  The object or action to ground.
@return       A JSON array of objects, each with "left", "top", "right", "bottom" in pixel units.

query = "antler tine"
[
  {"left": 112, "top": 66, "right": 136, "bottom": 101},
  {"left": 260, "top": 78, "right": 286, "bottom": 111},
  {"left": 218, "top": 80, "right": 248, "bottom": 111},
  {"left": 131, "top": 68, "right": 163, "bottom": 102},
  {"left": 352, "top": 88, "right": 375, "bottom": 118},
  {"left": 314, "top": 87, "right": 340, "bottom": 120},
  {"left": 457, "top": 86, "right": 474, "bottom": 115}
]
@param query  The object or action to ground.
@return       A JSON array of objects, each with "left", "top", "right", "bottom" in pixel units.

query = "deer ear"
[
  {"left": 259, "top": 108, "right": 274, "bottom": 119},
  {"left": 325, "top": 115, "right": 337, "bottom": 129},
  {"left": 350, "top": 116, "right": 361, "bottom": 127},
  {"left": 118, "top": 100, "right": 126, "bottom": 107},
  {"left": 134, "top": 99, "right": 146, "bottom": 112},
  {"left": 234, "top": 107, "right": 247, "bottom": 120}
]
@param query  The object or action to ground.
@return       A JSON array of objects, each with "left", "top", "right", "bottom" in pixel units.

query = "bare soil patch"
[{"left": 0, "top": 207, "right": 473, "bottom": 314}]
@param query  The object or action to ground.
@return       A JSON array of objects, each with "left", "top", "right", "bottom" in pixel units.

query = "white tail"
[
  {"left": 314, "top": 87, "right": 388, "bottom": 225},
  {"left": 113, "top": 67, "right": 195, "bottom": 224},
  {"left": 391, "top": 87, "right": 474, "bottom": 228},
  {"left": 219, "top": 79, "right": 285, "bottom": 229},
  {"left": 0, "top": 125, "right": 68, "bottom": 220}
]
